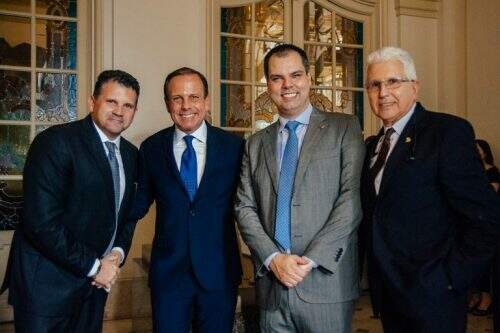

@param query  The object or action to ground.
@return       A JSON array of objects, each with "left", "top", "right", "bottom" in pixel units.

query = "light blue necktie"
[
  {"left": 180, "top": 135, "right": 197, "bottom": 201},
  {"left": 275, "top": 121, "right": 300, "bottom": 251},
  {"left": 104, "top": 141, "right": 120, "bottom": 255}
]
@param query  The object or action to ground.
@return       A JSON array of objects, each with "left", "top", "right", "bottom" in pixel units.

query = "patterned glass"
[
  {"left": 310, "top": 89, "right": 334, "bottom": 113},
  {"left": 0, "top": 179, "right": 23, "bottom": 230},
  {"left": 255, "top": 40, "right": 280, "bottom": 83},
  {"left": 0, "top": 0, "right": 30, "bottom": 12},
  {"left": 335, "top": 15, "right": 363, "bottom": 45},
  {"left": 0, "top": 15, "right": 31, "bottom": 66},
  {"left": 35, "top": 125, "right": 51, "bottom": 134},
  {"left": 36, "top": 19, "right": 77, "bottom": 70},
  {"left": 305, "top": 44, "right": 333, "bottom": 87},
  {"left": 220, "top": 84, "right": 252, "bottom": 128},
  {"left": 256, "top": 0, "right": 284, "bottom": 40},
  {"left": 335, "top": 47, "right": 363, "bottom": 88},
  {"left": 255, "top": 85, "right": 278, "bottom": 130},
  {"left": 221, "top": 5, "right": 251, "bottom": 35},
  {"left": 304, "top": 1, "right": 332, "bottom": 43},
  {"left": 335, "top": 89, "right": 363, "bottom": 118},
  {"left": 36, "top": 72, "right": 77, "bottom": 122},
  {"left": 0, "top": 70, "right": 30, "bottom": 120},
  {"left": 36, "top": 0, "right": 77, "bottom": 18},
  {"left": 221, "top": 37, "right": 251, "bottom": 82},
  {"left": 0, "top": 125, "right": 29, "bottom": 175}
]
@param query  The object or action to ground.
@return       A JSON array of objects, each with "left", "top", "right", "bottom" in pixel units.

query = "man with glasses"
[{"left": 360, "top": 46, "right": 500, "bottom": 332}]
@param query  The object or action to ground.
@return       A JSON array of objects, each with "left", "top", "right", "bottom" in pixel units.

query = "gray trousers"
[{"left": 259, "top": 288, "right": 354, "bottom": 333}]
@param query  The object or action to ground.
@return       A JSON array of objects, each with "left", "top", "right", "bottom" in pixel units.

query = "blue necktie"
[
  {"left": 180, "top": 135, "right": 197, "bottom": 201},
  {"left": 275, "top": 121, "right": 300, "bottom": 251},
  {"left": 104, "top": 141, "right": 120, "bottom": 255}
]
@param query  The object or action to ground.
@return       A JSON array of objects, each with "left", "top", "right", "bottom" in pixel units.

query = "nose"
[
  {"left": 283, "top": 76, "right": 293, "bottom": 88},
  {"left": 181, "top": 98, "right": 191, "bottom": 110},
  {"left": 378, "top": 82, "right": 389, "bottom": 98}
]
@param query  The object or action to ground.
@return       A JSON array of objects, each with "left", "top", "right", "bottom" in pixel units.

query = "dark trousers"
[
  {"left": 493, "top": 246, "right": 500, "bottom": 333},
  {"left": 150, "top": 270, "right": 237, "bottom": 333},
  {"left": 13, "top": 287, "right": 107, "bottom": 333}
]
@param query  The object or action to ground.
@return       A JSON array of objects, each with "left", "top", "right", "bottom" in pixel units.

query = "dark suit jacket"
[
  {"left": 131, "top": 124, "right": 243, "bottom": 292},
  {"left": 1, "top": 115, "right": 138, "bottom": 316},
  {"left": 361, "top": 102, "right": 500, "bottom": 317}
]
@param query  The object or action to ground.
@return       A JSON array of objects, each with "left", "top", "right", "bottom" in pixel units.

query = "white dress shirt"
[
  {"left": 370, "top": 103, "right": 416, "bottom": 194},
  {"left": 173, "top": 121, "right": 207, "bottom": 185}
]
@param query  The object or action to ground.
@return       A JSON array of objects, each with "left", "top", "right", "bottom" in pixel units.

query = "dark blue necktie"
[
  {"left": 275, "top": 121, "right": 300, "bottom": 251},
  {"left": 104, "top": 141, "right": 120, "bottom": 255},
  {"left": 180, "top": 135, "right": 197, "bottom": 201}
]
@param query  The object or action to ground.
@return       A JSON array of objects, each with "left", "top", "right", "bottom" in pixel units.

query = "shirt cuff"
[
  {"left": 111, "top": 247, "right": 125, "bottom": 264},
  {"left": 303, "top": 256, "right": 318, "bottom": 268},
  {"left": 87, "top": 259, "right": 100, "bottom": 277},
  {"left": 264, "top": 252, "right": 280, "bottom": 270}
]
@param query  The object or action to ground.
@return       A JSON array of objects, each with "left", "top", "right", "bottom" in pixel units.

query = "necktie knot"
[
  {"left": 105, "top": 141, "right": 116, "bottom": 155},
  {"left": 183, "top": 135, "right": 194, "bottom": 147},
  {"left": 384, "top": 127, "right": 395, "bottom": 139},
  {"left": 285, "top": 120, "right": 300, "bottom": 133}
]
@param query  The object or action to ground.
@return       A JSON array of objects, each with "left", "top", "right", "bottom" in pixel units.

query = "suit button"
[{"left": 447, "top": 285, "right": 453, "bottom": 291}]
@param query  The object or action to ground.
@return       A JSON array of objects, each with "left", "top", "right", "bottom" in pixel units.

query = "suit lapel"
[
  {"left": 195, "top": 125, "right": 220, "bottom": 202},
  {"left": 118, "top": 140, "right": 134, "bottom": 220},
  {"left": 162, "top": 127, "right": 187, "bottom": 194},
  {"left": 262, "top": 121, "right": 279, "bottom": 194}
]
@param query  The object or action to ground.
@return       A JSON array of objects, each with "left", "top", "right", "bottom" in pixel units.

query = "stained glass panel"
[
  {"left": 0, "top": 0, "right": 30, "bottom": 12},
  {"left": 35, "top": 125, "right": 51, "bottom": 134},
  {"left": 0, "top": 70, "right": 30, "bottom": 121},
  {"left": 36, "top": 72, "right": 77, "bottom": 122},
  {"left": 335, "top": 47, "right": 363, "bottom": 88},
  {"left": 256, "top": 0, "right": 284, "bottom": 40},
  {"left": 335, "top": 15, "right": 363, "bottom": 45},
  {"left": 221, "top": 37, "right": 251, "bottom": 82},
  {"left": 310, "top": 89, "right": 334, "bottom": 113},
  {"left": 255, "top": 85, "right": 278, "bottom": 130},
  {"left": 335, "top": 89, "right": 363, "bottom": 119},
  {"left": 36, "top": 0, "right": 77, "bottom": 18},
  {"left": 36, "top": 19, "right": 77, "bottom": 70},
  {"left": 220, "top": 84, "right": 252, "bottom": 128},
  {"left": 221, "top": 5, "right": 251, "bottom": 35},
  {"left": 0, "top": 125, "right": 29, "bottom": 175},
  {"left": 0, "top": 179, "right": 23, "bottom": 230},
  {"left": 0, "top": 15, "right": 31, "bottom": 67},
  {"left": 255, "top": 40, "right": 280, "bottom": 83},
  {"left": 304, "top": 1, "right": 332, "bottom": 43},
  {"left": 305, "top": 44, "right": 333, "bottom": 87}
]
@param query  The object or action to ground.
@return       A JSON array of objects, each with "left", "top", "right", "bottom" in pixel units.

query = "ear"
[
  {"left": 412, "top": 80, "right": 420, "bottom": 96},
  {"left": 204, "top": 95, "right": 210, "bottom": 113},
  {"left": 87, "top": 96, "right": 95, "bottom": 113}
]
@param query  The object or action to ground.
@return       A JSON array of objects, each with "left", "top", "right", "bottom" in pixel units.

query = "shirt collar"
[
  {"left": 174, "top": 121, "right": 207, "bottom": 145},
  {"left": 385, "top": 102, "right": 416, "bottom": 136},
  {"left": 93, "top": 121, "right": 121, "bottom": 149},
  {"left": 278, "top": 103, "right": 313, "bottom": 132}
]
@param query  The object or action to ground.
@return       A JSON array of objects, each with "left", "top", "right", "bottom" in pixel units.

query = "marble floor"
[{"left": 0, "top": 291, "right": 494, "bottom": 333}]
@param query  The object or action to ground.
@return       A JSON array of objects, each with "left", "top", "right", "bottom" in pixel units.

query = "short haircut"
[
  {"left": 476, "top": 139, "right": 495, "bottom": 165},
  {"left": 367, "top": 47, "right": 418, "bottom": 81},
  {"left": 93, "top": 70, "right": 140, "bottom": 100},
  {"left": 263, "top": 44, "right": 309, "bottom": 79},
  {"left": 163, "top": 67, "right": 209, "bottom": 100}
]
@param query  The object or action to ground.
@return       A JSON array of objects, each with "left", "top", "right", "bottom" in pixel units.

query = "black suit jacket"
[
  {"left": 2, "top": 115, "right": 138, "bottom": 316},
  {"left": 361, "top": 102, "right": 500, "bottom": 317},
  {"left": 130, "top": 124, "right": 243, "bottom": 292}
]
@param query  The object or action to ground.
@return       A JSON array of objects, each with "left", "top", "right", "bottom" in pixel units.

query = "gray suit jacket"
[{"left": 235, "top": 109, "right": 365, "bottom": 310}]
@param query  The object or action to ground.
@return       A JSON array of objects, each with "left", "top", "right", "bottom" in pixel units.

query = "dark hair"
[
  {"left": 164, "top": 67, "right": 209, "bottom": 100},
  {"left": 93, "top": 70, "right": 140, "bottom": 100},
  {"left": 476, "top": 139, "right": 495, "bottom": 165},
  {"left": 263, "top": 44, "right": 309, "bottom": 79}
]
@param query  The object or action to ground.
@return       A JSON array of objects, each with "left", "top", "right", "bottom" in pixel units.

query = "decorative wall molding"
[{"left": 395, "top": 0, "right": 440, "bottom": 19}]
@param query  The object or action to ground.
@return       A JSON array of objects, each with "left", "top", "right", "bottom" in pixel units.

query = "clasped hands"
[
  {"left": 269, "top": 253, "right": 313, "bottom": 288},
  {"left": 92, "top": 250, "right": 122, "bottom": 291}
]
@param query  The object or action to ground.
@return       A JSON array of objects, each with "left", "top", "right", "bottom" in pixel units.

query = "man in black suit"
[
  {"left": 1, "top": 70, "right": 140, "bottom": 332},
  {"left": 360, "top": 47, "right": 500, "bottom": 333}
]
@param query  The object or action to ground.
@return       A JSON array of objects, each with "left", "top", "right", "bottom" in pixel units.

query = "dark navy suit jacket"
[
  {"left": 360, "top": 102, "right": 500, "bottom": 319},
  {"left": 131, "top": 123, "right": 243, "bottom": 292}
]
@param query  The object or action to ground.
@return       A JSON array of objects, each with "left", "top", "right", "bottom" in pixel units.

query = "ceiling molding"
[{"left": 395, "top": 0, "right": 440, "bottom": 19}]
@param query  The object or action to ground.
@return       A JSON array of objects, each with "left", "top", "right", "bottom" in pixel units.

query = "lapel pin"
[
  {"left": 405, "top": 137, "right": 412, "bottom": 143},
  {"left": 320, "top": 124, "right": 327, "bottom": 129}
]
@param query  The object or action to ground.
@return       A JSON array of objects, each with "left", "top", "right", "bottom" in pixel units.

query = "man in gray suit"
[{"left": 235, "top": 44, "right": 365, "bottom": 332}]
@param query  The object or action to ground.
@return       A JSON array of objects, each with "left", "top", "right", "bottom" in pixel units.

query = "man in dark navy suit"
[
  {"left": 1, "top": 70, "right": 140, "bottom": 332},
  {"left": 131, "top": 67, "right": 243, "bottom": 332},
  {"left": 360, "top": 47, "right": 500, "bottom": 333}
]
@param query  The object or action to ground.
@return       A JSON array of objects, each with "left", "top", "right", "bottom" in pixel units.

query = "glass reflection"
[
  {"left": 0, "top": 0, "right": 30, "bottom": 12},
  {"left": 221, "top": 37, "right": 251, "bottom": 82},
  {"left": 221, "top": 5, "right": 251, "bottom": 35},
  {"left": 36, "top": 19, "right": 77, "bottom": 70},
  {"left": 0, "top": 70, "right": 30, "bottom": 121},
  {"left": 305, "top": 45, "right": 333, "bottom": 87},
  {"left": 36, "top": 0, "right": 77, "bottom": 18},
  {"left": 304, "top": 1, "right": 332, "bottom": 43},
  {"left": 0, "top": 15, "right": 31, "bottom": 66},
  {"left": 0, "top": 179, "right": 23, "bottom": 230},
  {"left": 335, "top": 47, "right": 363, "bottom": 88},
  {"left": 335, "top": 15, "right": 363, "bottom": 45},
  {"left": 220, "top": 84, "right": 252, "bottom": 128},
  {"left": 0, "top": 125, "right": 29, "bottom": 175},
  {"left": 256, "top": 0, "right": 284, "bottom": 40},
  {"left": 36, "top": 73, "right": 77, "bottom": 122}
]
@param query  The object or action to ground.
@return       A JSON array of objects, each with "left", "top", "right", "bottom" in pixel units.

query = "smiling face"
[
  {"left": 166, "top": 74, "right": 209, "bottom": 134},
  {"left": 367, "top": 59, "right": 419, "bottom": 126},
  {"left": 266, "top": 51, "right": 311, "bottom": 119},
  {"left": 88, "top": 80, "right": 138, "bottom": 139}
]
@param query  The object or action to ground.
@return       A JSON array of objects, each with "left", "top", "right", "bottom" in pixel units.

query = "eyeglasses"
[{"left": 365, "top": 78, "right": 414, "bottom": 93}]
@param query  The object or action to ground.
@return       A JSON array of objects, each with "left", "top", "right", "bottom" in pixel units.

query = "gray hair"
[{"left": 367, "top": 47, "right": 417, "bottom": 80}]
